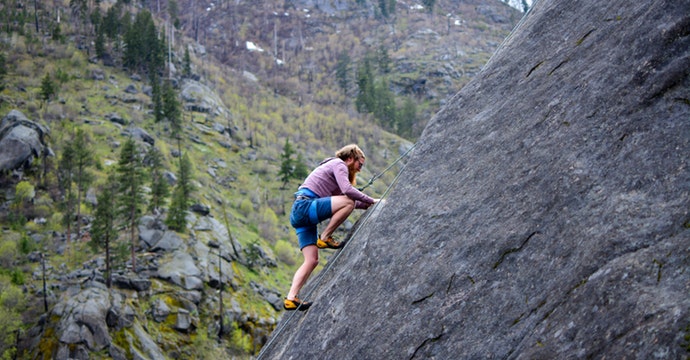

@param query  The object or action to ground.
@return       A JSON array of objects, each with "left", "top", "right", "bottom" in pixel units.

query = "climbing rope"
[
  {"left": 255, "top": 143, "right": 416, "bottom": 359},
  {"left": 358, "top": 142, "right": 417, "bottom": 191}
]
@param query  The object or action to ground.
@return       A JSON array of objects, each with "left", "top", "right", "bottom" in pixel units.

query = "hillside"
[
  {"left": 172, "top": 0, "right": 520, "bottom": 136},
  {"left": 0, "top": 0, "right": 519, "bottom": 358}
]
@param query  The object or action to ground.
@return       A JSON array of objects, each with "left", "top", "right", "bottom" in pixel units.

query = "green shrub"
[
  {"left": 17, "top": 234, "right": 34, "bottom": 255},
  {"left": 0, "top": 238, "right": 18, "bottom": 268},
  {"left": 274, "top": 240, "right": 296, "bottom": 266},
  {"left": 239, "top": 199, "right": 254, "bottom": 217},
  {"left": 9, "top": 270, "right": 24, "bottom": 286}
]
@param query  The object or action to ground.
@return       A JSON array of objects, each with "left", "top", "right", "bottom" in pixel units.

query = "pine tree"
[
  {"left": 151, "top": 76, "right": 164, "bottom": 122},
  {"left": 58, "top": 139, "right": 76, "bottom": 249},
  {"left": 115, "top": 138, "right": 147, "bottom": 270},
  {"left": 169, "top": 0, "right": 180, "bottom": 28},
  {"left": 90, "top": 176, "right": 118, "bottom": 288},
  {"left": 377, "top": 45, "right": 391, "bottom": 74},
  {"left": 0, "top": 53, "right": 7, "bottom": 92},
  {"left": 40, "top": 73, "right": 56, "bottom": 103},
  {"left": 398, "top": 97, "right": 418, "bottom": 139},
  {"left": 355, "top": 54, "right": 375, "bottom": 113},
  {"left": 177, "top": 153, "right": 194, "bottom": 202},
  {"left": 422, "top": 0, "right": 436, "bottom": 13},
  {"left": 278, "top": 138, "right": 295, "bottom": 188},
  {"left": 123, "top": 10, "right": 164, "bottom": 75},
  {"left": 294, "top": 152, "right": 309, "bottom": 180},
  {"left": 162, "top": 80, "right": 181, "bottom": 139},
  {"left": 183, "top": 47, "right": 192, "bottom": 78},
  {"left": 166, "top": 186, "right": 187, "bottom": 232},
  {"left": 373, "top": 78, "right": 397, "bottom": 130},
  {"left": 335, "top": 51, "right": 350, "bottom": 95},
  {"left": 166, "top": 153, "right": 194, "bottom": 232},
  {"left": 146, "top": 146, "right": 169, "bottom": 213},
  {"left": 72, "top": 129, "right": 94, "bottom": 238}
]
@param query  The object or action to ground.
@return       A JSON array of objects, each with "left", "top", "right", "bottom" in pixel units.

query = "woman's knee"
[
  {"left": 302, "top": 247, "right": 319, "bottom": 269},
  {"left": 333, "top": 196, "right": 355, "bottom": 213}
]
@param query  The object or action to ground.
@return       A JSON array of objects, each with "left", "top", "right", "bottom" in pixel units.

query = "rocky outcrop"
[
  {"left": 259, "top": 0, "right": 690, "bottom": 359},
  {"left": 51, "top": 287, "right": 112, "bottom": 359},
  {"left": 0, "top": 110, "right": 50, "bottom": 171}
]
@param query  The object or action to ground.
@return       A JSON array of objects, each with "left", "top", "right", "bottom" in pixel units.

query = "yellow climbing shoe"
[
  {"left": 283, "top": 297, "right": 311, "bottom": 311},
  {"left": 316, "top": 236, "right": 342, "bottom": 249}
]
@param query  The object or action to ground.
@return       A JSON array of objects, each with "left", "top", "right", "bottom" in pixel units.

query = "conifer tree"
[
  {"left": 294, "top": 153, "right": 309, "bottom": 180},
  {"left": 163, "top": 80, "right": 181, "bottom": 137},
  {"left": 40, "top": 73, "right": 56, "bottom": 103},
  {"left": 58, "top": 139, "right": 76, "bottom": 248},
  {"left": 377, "top": 45, "right": 391, "bottom": 74},
  {"left": 373, "top": 78, "right": 397, "bottom": 130},
  {"left": 183, "top": 47, "right": 192, "bottom": 78},
  {"left": 279, "top": 138, "right": 295, "bottom": 188},
  {"left": 169, "top": 0, "right": 180, "bottom": 28},
  {"left": 115, "top": 138, "right": 147, "bottom": 270},
  {"left": 398, "top": 97, "right": 418, "bottom": 139},
  {"left": 123, "top": 10, "right": 164, "bottom": 75},
  {"left": 166, "top": 186, "right": 187, "bottom": 232},
  {"left": 90, "top": 176, "right": 118, "bottom": 288},
  {"left": 95, "top": 25, "right": 105, "bottom": 59},
  {"left": 335, "top": 51, "right": 350, "bottom": 95},
  {"left": 422, "top": 0, "right": 436, "bottom": 13},
  {"left": 151, "top": 75, "right": 164, "bottom": 122},
  {"left": 71, "top": 129, "right": 94, "bottom": 238},
  {"left": 0, "top": 53, "right": 7, "bottom": 92},
  {"left": 146, "top": 146, "right": 169, "bottom": 213},
  {"left": 355, "top": 54, "right": 375, "bottom": 113},
  {"left": 166, "top": 153, "right": 194, "bottom": 232}
]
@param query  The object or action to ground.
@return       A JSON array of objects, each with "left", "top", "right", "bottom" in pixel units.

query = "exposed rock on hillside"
[
  {"left": 260, "top": 0, "right": 690, "bottom": 358},
  {"left": 0, "top": 110, "right": 51, "bottom": 171}
]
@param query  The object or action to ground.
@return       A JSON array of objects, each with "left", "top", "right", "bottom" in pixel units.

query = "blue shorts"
[{"left": 290, "top": 189, "right": 332, "bottom": 250}]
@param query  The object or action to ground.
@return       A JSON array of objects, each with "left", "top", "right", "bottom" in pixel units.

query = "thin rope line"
[
  {"left": 359, "top": 143, "right": 416, "bottom": 191},
  {"left": 256, "top": 147, "right": 414, "bottom": 359}
]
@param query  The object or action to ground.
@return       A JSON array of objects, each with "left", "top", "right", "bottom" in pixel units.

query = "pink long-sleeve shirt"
[{"left": 299, "top": 157, "right": 374, "bottom": 209}]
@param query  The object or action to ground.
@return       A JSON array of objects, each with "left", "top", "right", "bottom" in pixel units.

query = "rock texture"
[
  {"left": 260, "top": 0, "right": 690, "bottom": 359},
  {"left": 0, "top": 110, "right": 50, "bottom": 171}
]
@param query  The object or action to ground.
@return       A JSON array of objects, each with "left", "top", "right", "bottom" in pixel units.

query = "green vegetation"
[{"left": 0, "top": 0, "right": 514, "bottom": 357}]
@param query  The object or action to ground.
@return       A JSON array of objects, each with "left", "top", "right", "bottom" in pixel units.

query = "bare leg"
[
  {"left": 287, "top": 245, "right": 319, "bottom": 300},
  {"left": 320, "top": 195, "right": 355, "bottom": 240}
]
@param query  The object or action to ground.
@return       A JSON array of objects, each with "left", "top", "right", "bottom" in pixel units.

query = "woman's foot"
[
  {"left": 316, "top": 235, "right": 342, "bottom": 249},
  {"left": 284, "top": 296, "right": 312, "bottom": 311}
]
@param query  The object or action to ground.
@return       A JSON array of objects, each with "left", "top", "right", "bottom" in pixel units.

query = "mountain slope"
[{"left": 173, "top": 0, "right": 521, "bottom": 135}]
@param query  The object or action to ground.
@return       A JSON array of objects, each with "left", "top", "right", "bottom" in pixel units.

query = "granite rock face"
[{"left": 260, "top": 0, "right": 690, "bottom": 358}]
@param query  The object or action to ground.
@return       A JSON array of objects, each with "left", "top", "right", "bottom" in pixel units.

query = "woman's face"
[{"left": 347, "top": 157, "right": 364, "bottom": 174}]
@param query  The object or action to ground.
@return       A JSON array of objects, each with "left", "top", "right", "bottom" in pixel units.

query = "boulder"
[
  {"left": 129, "top": 127, "right": 154, "bottom": 146},
  {"left": 260, "top": 0, "right": 690, "bottom": 359},
  {"left": 156, "top": 250, "right": 203, "bottom": 290},
  {"left": 151, "top": 298, "right": 170, "bottom": 322},
  {"left": 0, "top": 110, "right": 50, "bottom": 171},
  {"left": 51, "top": 288, "right": 112, "bottom": 357}
]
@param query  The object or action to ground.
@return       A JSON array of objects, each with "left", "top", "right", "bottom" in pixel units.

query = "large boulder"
[
  {"left": 51, "top": 288, "right": 112, "bottom": 358},
  {"left": 260, "top": 0, "right": 690, "bottom": 359},
  {"left": 0, "top": 110, "right": 50, "bottom": 171}
]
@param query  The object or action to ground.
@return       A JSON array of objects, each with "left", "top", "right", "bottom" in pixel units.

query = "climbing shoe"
[
  {"left": 316, "top": 235, "right": 342, "bottom": 249},
  {"left": 283, "top": 297, "right": 311, "bottom": 311}
]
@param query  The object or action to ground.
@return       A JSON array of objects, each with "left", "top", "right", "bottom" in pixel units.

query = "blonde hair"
[
  {"left": 335, "top": 144, "right": 365, "bottom": 162},
  {"left": 335, "top": 144, "right": 365, "bottom": 185}
]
